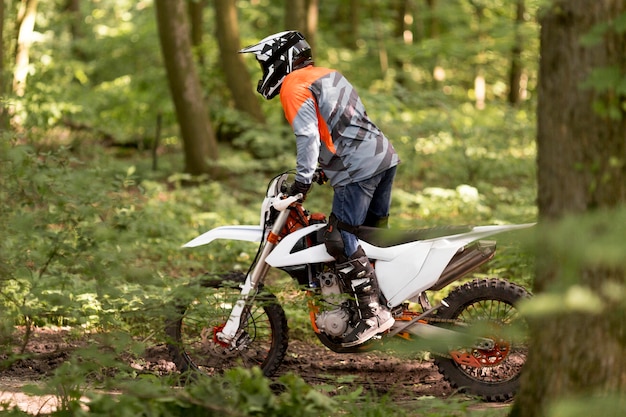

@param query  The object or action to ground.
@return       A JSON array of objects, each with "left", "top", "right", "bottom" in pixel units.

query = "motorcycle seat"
[{"left": 356, "top": 225, "right": 474, "bottom": 248}]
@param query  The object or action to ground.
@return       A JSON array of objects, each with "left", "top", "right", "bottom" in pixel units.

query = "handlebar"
[{"left": 272, "top": 193, "right": 303, "bottom": 211}]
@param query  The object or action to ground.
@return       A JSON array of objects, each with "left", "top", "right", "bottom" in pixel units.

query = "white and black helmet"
[{"left": 239, "top": 31, "right": 313, "bottom": 100}]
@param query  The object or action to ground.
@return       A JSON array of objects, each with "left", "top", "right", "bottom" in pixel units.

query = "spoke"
[
  {"left": 451, "top": 300, "right": 527, "bottom": 383},
  {"left": 177, "top": 288, "right": 275, "bottom": 374}
]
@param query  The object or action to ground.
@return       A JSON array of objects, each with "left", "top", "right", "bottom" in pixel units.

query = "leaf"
[
  {"left": 580, "top": 66, "right": 622, "bottom": 93},
  {"left": 580, "top": 22, "right": 610, "bottom": 47},
  {"left": 613, "top": 11, "right": 626, "bottom": 33}
]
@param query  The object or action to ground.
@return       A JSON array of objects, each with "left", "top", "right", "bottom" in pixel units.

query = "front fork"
[{"left": 215, "top": 197, "right": 298, "bottom": 347}]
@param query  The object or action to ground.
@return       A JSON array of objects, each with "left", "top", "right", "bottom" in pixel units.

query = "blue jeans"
[{"left": 331, "top": 166, "right": 397, "bottom": 258}]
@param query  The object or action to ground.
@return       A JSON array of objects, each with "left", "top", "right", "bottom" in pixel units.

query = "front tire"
[
  {"left": 165, "top": 272, "right": 289, "bottom": 378},
  {"left": 433, "top": 279, "right": 530, "bottom": 401}
]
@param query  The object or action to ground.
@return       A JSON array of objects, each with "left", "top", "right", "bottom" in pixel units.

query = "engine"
[
  {"left": 316, "top": 309, "right": 350, "bottom": 337},
  {"left": 314, "top": 272, "right": 352, "bottom": 338}
]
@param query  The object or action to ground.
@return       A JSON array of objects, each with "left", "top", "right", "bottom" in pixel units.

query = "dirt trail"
[{"left": 0, "top": 328, "right": 464, "bottom": 414}]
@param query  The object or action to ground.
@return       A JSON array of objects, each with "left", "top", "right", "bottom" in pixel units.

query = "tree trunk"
[
  {"left": 64, "top": 0, "right": 86, "bottom": 59},
  {"left": 337, "top": 0, "right": 359, "bottom": 49},
  {"left": 394, "top": 0, "right": 413, "bottom": 44},
  {"left": 305, "top": 0, "right": 318, "bottom": 53},
  {"left": 154, "top": 0, "right": 218, "bottom": 176},
  {"left": 0, "top": 0, "right": 7, "bottom": 130},
  {"left": 371, "top": 6, "right": 388, "bottom": 77},
  {"left": 65, "top": 0, "right": 82, "bottom": 41},
  {"left": 214, "top": 0, "right": 265, "bottom": 124},
  {"left": 511, "top": 1, "right": 626, "bottom": 416},
  {"left": 536, "top": 0, "right": 626, "bottom": 216},
  {"left": 507, "top": 0, "right": 525, "bottom": 105},
  {"left": 13, "top": 0, "right": 38, "bottom": 97},
  {"left": 425, "top": 0, "right": 439, "bottom": 38},
  {"left": 470, "top": 1, "right": 486, "bottom": 109},
  {"left": 188, "top": 0, "right": 205, "bottom": 64},
  {"left": 350, "top": 0, "right": 359, "bottom": 46},
  {"left": 284, "top": 0, "right": 317, "bottom": 53},
  {"left": 285, "top": 0, "right": 306, "bottom": 32}
]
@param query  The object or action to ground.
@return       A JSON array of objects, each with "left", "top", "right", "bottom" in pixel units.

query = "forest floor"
[{"left": 0, "top": 327, "right": 510, "bottom": 415}]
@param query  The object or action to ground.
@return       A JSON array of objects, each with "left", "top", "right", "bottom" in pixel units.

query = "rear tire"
[
  {"left": 433, "top": 279, "right": 530, "bottom": 401},
  {"left": 165, "top": 272, "right": 289, "bottom": 378}
]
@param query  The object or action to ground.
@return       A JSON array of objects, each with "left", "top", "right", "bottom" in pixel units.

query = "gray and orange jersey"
[{"left": 280, "top": 66, "right": 399, "bottom": 187}]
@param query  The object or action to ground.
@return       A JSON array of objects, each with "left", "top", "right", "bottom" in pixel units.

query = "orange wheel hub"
[{"left": 450, "top": 339, "right": 510, "bottom": 368}]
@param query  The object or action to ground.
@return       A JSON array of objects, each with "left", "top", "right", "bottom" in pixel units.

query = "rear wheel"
[
  {"left": 165, "top": 272, "right": 289, "bottom": 377},
  {"left": 433, "top": 279, "right": 530, "bottom": 401}
]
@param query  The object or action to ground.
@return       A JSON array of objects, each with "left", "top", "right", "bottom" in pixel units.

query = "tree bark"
[
  {"left": 0, "top": 0, "right": 7, "bottom": 130},
  {"left": 154, "top": 0, "right": 219, "bottom": 175},
  {"left": 425, "top": 0, "right": 439, "bottom": 38},
  {"left": 393, "top": 0, "right": 413, "bottom": 44},
  {"left": 285, "top": 0, "right": 306, "bottom": 33},
  {"left": 64, "top": 0, "right": 86, "bottom": 59},
  {"left": 285, "top": 0, "right": 319, "bottom": 53},
  {"left": 511, "top": 1, "right": 626, "bottom": 416},
  {"left": 337, "top": 0, "right": 359, "bottom": 49},
  {"left": 349, "top": 0, "right": 359, "bottom": 46},
  {"left": 469, "top": 0, "right": 486, "bottom": 109},
  {"left": 13, "top": 0, "right": 38, "bottom": 97},
  {"left": 188, "top": 0, "right": 205, "bottom": 64},
  {"left": 507, "top": 0, "right": 525, "bottom": 105},
  {"left": 64, "top": 0, "right": 82, "bottom": 41},
  {"left": 305, "top": 0, "right": 318, "bottom": 53},
  {"left": 214, "top": 0, "right": 265, "bottom": 124},
  {"left": 285, "top": 0, "right": 317, "bottom": 54},
  {"left": 536, "top": 0, "right": 626, "bottom": 216}
]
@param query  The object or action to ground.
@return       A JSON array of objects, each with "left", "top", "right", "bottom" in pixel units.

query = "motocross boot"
[{"left": 337, "top": 246, "right": 395, "bottom": 347}]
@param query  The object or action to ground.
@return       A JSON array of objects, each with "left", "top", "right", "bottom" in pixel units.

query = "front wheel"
[
  {"left": 433, "top": 279, "right": 530, "bottom": 401},
  {"left": 165, "top": 272, "right": 289, "bottom": 378}
]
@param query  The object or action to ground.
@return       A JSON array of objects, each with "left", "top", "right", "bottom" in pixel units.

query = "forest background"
[{"left": 0, "top": 0, "right": 623, "bottom": 416}]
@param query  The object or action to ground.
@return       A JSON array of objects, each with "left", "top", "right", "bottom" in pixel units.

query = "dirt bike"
[{"left": 165, "top": 171, "right": 534, "bottom": 401}]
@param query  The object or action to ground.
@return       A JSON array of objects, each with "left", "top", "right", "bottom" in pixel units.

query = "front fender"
[{"left": 182, "top": 225, "right": 264, "bottom": 248}]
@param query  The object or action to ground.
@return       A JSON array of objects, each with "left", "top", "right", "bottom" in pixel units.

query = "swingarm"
[{"left": 390, "top": 302, "right": 495, "bottom": 356}]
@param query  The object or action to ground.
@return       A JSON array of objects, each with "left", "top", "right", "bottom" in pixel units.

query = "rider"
[{"left": 240, "top": 31, "right": 400, "bottom": 347}]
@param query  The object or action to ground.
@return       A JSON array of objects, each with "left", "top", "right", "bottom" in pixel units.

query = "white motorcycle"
[{"left": 166, "top": 171, "right": 534, "bottom": 401}]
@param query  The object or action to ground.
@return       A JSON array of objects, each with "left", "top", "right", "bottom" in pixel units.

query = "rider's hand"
[
  {"left": 288, "top": 180, "right": 311, "bottom": 200},
  {"left": 313, "top": 168, "right": 328, "bottom": 185}
]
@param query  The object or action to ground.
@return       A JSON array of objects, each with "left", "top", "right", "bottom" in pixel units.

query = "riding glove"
[{"left": 288, "top": 180, "right": 311, "bottom": 199}]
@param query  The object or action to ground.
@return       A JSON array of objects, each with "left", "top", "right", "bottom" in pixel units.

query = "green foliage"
[
  {"left": 0, "top": 115, "right": 536, "bottom": 413},
  {"left": 1, "top": 143, "right": 193, "bottom": 335},
  {"left": 21, "top": 365, "right": 336, "bottom": 416},
  {"left": 1, "top": 123, "right": 535, "bottom": 414},
  {"left": 519, "top": 207, "right": 626, "bottom": 318},
  {"left": 10, "top": 0, "right": 543, "bottom": 149},
  {"left": 4, "top": 361, "right": 513, "bottom": 416},
  {"left": 0, "top": 83, "right": 538, "bottom": 333},
  {"left": 580, "top": 65, "right": 626, "bottom": 120},
  {"left": 0, "top": 0, "right": 546, "bottom": 414},
  {"left": 546, "top": 393, "right": 626, "bottom": 417},
  {"left": 16, "top": 0, "right": 173, "bottom": 143},
  {"left": 578, "top": 11, "right": 626, "bottom": 120}
]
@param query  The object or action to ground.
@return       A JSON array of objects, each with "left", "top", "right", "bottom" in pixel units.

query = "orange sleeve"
[
  {"left": 280, "top": 68, "right": 336, "bottom": 154},
  {"left": 280, "top": 72, "right": 313, "bottom": 126}
]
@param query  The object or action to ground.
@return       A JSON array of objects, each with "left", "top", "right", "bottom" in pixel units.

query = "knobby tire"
[
  {"left": 433, "top": 278, "right": 530, "bottom": 401},
  {"left": 165, "top": 272, "right": 289, "bottom": 379}
]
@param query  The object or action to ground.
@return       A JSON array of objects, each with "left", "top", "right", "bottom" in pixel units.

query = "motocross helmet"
[{"left": 239, "top": 31, "right": 313, "bottom": 100}]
